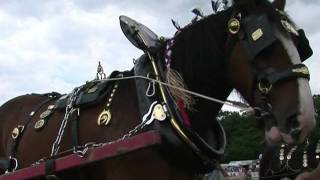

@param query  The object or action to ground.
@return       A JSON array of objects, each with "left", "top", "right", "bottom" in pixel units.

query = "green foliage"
[
  {"left": 308, "top": 95, "right": 320, "bottom": 142},
  {"left": 220, "top": 111, "right": 265, "bottom": 162},
  {"left": 220, "top": 95, "right": 320, "bottom": 163}
]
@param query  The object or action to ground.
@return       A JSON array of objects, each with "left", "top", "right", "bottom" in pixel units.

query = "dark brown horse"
[{"left": 0, "top": 0, "right": 316, "bottom": 179}]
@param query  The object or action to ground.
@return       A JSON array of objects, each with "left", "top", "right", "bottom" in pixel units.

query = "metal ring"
[
  {"left": 146, "top": 73, "right": 156, "bottom": 97},
  {"left": 8, "top": 156, "right": 18, "bottom": 172}
]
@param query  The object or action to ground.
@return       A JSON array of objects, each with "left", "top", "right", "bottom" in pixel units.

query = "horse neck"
[{"left": 168, "top": 9, "right": 233, "bottom": 129}]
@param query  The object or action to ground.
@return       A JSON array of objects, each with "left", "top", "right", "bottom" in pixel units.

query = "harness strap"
[
  {"left": 45, "top": 159, "right": 60, "bottom": 180},
  {"left": 71, "top": 109, "right": 80, "bottom": 151},
  {"left": 257, "top": 64, "right": 310, "bottom": 85},
  {"left": 0, "top": 158, "right": 10, "bottom": 170},
  {"left": 5, "top": 92, "right": 61, "bottom": 172}
]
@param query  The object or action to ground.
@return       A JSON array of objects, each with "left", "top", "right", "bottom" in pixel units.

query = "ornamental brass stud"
[
  {"left": 252, "top": 28, "right": 263, "bottom": 41},
  {"left": 97, "top": 110, "right": 111, "bottom": 126},
  {"left": 47, "top": 105, "right": 55, "bottom": 110},
  {"left": 292, "top": 66, "right": 309, "bottom": 75},
  {"left": 228, "top": 18, "right": 241, "bottom": 34},
  {"left": 34, "top": 119, "right": 46, "bottom": 130}
]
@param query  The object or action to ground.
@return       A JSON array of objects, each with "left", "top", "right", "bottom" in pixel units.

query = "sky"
[{"left": 0, "top": 0, "right": 319, "bottom": 109}]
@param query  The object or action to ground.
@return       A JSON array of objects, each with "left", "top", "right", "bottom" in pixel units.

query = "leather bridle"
[{"left": 225, "top": 9, "right": 312, "bottom": 129}]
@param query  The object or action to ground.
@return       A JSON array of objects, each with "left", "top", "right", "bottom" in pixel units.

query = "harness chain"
[{"left": 50, "top": 87, "right": 82, "bottom": 157}]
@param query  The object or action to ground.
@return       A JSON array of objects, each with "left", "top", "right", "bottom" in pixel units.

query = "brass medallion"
[
  {"left": 12, "top": 128, "right": 20, "bottom": 139},
  {"left": 228, "top": 18, "right": 241, "bottom": 34},
  {"left": 40, "top": 110, "right": 52, "bottom": 119},
  {"left": 34, "top": 119, "right": 46, "bottom": 130},
  {"left": 97, "top": 110, "right": 112, "bottom": 126},
  {"left": 152, "top": 104, "right": 166, "bottom": 121},
  {"left": 11, "top": 125, "right": 24, "bottom": 139}
]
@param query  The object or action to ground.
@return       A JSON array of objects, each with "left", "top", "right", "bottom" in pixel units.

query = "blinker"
[
  {"left": 241, "top": 14, "right": 276, "bottom": 60},
  {"left": 297, "top": 29, "right": 313, "bottom": 62}
]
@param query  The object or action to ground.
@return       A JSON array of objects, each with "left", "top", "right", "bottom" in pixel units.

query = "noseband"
[{"left": 225, "top": 9, "right": 312, "bottom": 127}]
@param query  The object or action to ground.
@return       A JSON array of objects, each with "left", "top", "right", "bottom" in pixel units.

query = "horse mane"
[
  {"left": 163, "top": 0, "right": 293, "bottom": 109},
  {"left": 164, "top": 8, "right": 234, "bottom": 109}
]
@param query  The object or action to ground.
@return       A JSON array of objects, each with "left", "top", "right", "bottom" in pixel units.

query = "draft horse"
[{"left": 0, "top": 0, "right": 315, "bottom": 179}]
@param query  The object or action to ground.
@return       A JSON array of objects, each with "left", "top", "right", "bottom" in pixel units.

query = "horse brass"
[
  {"left": 34, "top": 119, "right": 46, "bottom": 130},
  {"left": 228, "top": 18, "right": 241, "bottom": 34},
  {"left": 252, "top": 28, "right": 263, "bottom": 41},
  {"left": 97, "top": 109, "right": 111, "bottom": 126},
  {"left": 40, "top": 110, "right": 52, "bottom": 119},
  {"left": 11, "top": 125, "right": 25, "bottom": 139},
  {"left": 152, "top": 104, "right": 166, "bottom": 121}
]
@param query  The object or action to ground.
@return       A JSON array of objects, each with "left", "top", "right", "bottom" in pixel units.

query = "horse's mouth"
[{"left": 265, "top": 126, "right": 307, "bottom": 145}]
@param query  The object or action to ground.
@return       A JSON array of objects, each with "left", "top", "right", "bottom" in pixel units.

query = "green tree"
[
  {"left": 220, "top": 95, "right": 320, "bottom": 163},
  {"left": 220, "top": 111, "right": 264, "bottom": 163}
]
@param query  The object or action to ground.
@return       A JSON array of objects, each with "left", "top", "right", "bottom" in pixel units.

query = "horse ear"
[{"left": 272, "top": 0, "right": 286, "bottom": 11}]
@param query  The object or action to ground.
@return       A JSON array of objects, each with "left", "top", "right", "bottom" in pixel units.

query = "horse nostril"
[{"left": 289, "top": 128, "right": 301, "bottom": 141}]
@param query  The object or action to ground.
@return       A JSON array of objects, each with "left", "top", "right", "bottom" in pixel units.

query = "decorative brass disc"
[
  {"left": 97, "top": 110, "right": 112, "bottom": 126},
  {"left": 34, "top": 119, "right": 46, "bottom": 130},
  {"left": 11, "top": 125, "right": 24, "bottom": 139},
  {"left": 152, "top": 104, "right": 166, "bottom": 121},
  {"left": 228, "top": 18, "right": 241, "bottom": 34},
  {"left": 12, "top": 128, "right": 20, "bottom": 139},
  {"left": 40, "top": 110, "right": 51, "bottom": 119}
]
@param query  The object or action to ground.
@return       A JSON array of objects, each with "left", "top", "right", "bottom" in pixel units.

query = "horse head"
[{"left": 226, "top": 0, "right": 315, "bottom": 144}]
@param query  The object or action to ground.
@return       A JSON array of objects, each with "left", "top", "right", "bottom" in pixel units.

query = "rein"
[{"left": 93, "top": 74, "right": 255, "bottom": 114}]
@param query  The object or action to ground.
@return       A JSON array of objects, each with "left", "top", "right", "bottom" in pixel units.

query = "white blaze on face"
[{"left": 274, "top": 28, "right": 316, "bottom": 142}]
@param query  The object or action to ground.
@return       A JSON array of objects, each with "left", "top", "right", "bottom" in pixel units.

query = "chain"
[
  {"left": 73, "top": 120, "right": 149, "bottom": 157},
  {"left": 50, "top": 87, "right": 82, "bottom": 157}
]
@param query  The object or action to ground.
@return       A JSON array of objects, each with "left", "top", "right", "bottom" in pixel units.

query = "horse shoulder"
[{"left": 0, "top": 94, "right": 46, "bottom": 156}]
